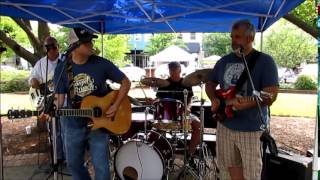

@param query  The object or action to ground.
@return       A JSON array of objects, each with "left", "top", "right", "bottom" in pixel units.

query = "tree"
[
  {"left": 95, "top": 34, "right": 131, "bottom": 67},
  {"left": 203, "top": 33, "right": 231, "bottom": 57},
  {"left": 51, "top": 26, "right": 70, "bottom": 51},
  {"left": 0, "top": 16, "right": 49, "bottom": 66},
  {"left": 263, "top": 19, "right": 317, "bottom": 69},
  {"left": 284, "top": 0, "right": 317, "bottom": 39},
  {"left": 145, "top": 33, "right": 186, "bottom": 55}
]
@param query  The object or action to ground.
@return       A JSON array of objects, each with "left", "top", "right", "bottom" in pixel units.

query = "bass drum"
[{"left": 114, "top": 130, "right": 173, "bottom": 180}]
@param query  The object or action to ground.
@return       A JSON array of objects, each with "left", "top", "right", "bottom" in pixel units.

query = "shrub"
[
  {"left": 294, "top": 75, "right": 317, "bottom": 90},
  {"left": 279, "top": 83, "right": 294, "bottom": 89},
  {"left": 0, "top": 70, "right": 30, "bottom": 92}
]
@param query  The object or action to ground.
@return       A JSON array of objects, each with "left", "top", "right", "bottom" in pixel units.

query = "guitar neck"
[
  {"left": 237, "top": 96, "right": 256, "bottom": 103},
  {"left": 56, "top": 109, "right": 93, "bottom": 118}
]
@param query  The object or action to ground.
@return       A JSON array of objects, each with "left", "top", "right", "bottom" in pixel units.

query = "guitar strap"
[
  {"left": 66, "top": 56, "right": 77, "bottom": 108},
  {"left": 235, "top": 50, "right": 261, "bottom": 91}
]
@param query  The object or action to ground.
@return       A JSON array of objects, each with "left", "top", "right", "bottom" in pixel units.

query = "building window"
[{"left": 190, "top": 32, "right": 196, "bottom": 40}]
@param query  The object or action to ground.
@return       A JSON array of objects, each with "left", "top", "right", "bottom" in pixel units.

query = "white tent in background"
[
  {"left": 203, "top": 55, "right": 221, "bottom": 62},
  {"left": 150, "top": 45, "right": 194, "bottom": 65},
  {"left": 201, "top": 55, "right": 221, "bottom": 68}
]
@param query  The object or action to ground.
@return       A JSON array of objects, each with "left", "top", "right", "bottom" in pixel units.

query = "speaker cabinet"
[{"left": 263, "top": 152, "right": 312, "bottom": 180}]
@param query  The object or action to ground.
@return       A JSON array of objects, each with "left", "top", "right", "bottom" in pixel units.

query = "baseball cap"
[{"left": 68, "top": 27, "right": 98, "bottom": 45}]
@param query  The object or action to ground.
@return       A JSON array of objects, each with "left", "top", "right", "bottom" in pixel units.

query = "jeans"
[{"left": 64, "top": 117, "right": 110, "bottom": 180}]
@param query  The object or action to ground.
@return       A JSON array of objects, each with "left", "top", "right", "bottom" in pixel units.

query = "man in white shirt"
[
  {"left": 29, "top": 36, "right": 65, "bottom": 163},
  {"left": 29, "top": 36, "right": 60, "bottom": 89}
]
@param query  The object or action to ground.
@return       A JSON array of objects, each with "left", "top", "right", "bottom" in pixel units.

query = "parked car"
[{"left": 120, "top": 65, "right": 145, "bottom": 82}]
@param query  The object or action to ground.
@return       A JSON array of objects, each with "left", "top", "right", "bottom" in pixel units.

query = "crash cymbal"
[
  {"left": 182, "top": 69, "right": 212, "bottom": 87},
  {"left": 141, "top": 77, "right": 170, "bottom": 87}
]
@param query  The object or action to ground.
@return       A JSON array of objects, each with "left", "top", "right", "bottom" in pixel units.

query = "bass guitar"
[{"left": 29, "top": 81, "right": 54, "bottom": 110}]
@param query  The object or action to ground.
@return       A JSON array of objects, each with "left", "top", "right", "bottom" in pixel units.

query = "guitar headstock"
[{"left": 7, "top": 109, "right": 35, "bottom": 119}]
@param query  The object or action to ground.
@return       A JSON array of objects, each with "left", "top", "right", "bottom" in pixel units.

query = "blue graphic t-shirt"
[
  {"left": 208, "top": 50, "right": 278, "bottom": 131},
  {"left": 53, "top": 55, "right": 125, "bottom": 107}
]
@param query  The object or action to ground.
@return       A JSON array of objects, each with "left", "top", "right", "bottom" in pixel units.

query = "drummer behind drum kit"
[{"left": 113, "top": 69, "right": 215, "bottom": 180}]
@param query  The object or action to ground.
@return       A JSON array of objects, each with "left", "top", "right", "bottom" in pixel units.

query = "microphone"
[
  {"left": 64, "top": 42, "right": 80, "bottom": 56},
  {"left": 233, "top": 46, "right": 245, "bottom": 55}
]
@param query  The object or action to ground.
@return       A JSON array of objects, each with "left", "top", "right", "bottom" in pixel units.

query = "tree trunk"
[
  {"left": 1, "top": 19, "right": 50, "bottom": 66},
  {"left": 283, "top": 14, "right": 317, "bottom": 39},
  {"left": 0, "top": 30, "right": 38, "bottom": 66}
]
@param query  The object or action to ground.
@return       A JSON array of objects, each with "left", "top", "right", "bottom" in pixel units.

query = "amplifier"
[{"left": 263, "top": 151, "right": 313, "bottom": 180}]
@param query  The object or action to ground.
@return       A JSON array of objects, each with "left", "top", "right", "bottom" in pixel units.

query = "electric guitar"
[
  {"left": 7, "top": 90, "right": 132, "bottom": 135},
  {"left": 214, "top": 86, "right": 256, "bottom": 121},
  {"left": 29, "top": 81, "right": 54, "bottom": 110}
]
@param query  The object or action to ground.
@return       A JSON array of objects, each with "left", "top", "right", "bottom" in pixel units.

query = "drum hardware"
[
  {"left": 179, "top": 89, "right": 200, "bottom": 179},
  {"left": 197, "top": 81, "right": 213, "bottom": 179}
]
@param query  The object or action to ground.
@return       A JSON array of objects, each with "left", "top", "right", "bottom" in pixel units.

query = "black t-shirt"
[{"left": 156, "top": 78, "right": 193, "bottom": 104}]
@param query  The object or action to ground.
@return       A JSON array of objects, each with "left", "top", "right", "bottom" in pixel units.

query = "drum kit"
[{"left": 113, "top": 69, "right": 214, "bottom": 180}]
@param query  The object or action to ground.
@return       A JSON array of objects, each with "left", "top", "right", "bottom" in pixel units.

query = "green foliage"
[
  {"left": 0, "top": 70, "right": 30, "bottom": 92},
  {"left": 95, "top": 34, "right": 130, "bottom": 67},
  {"left": 203, "top": 33, "right": 231, "bottom": 57},
  {"left": 51, "top": 26, "right": 70, "bottom": 51},
  {"left": 263, "top": 19, "right": 317, "bottom": 68},
  {"left": 294, "top": 75, "right": 317, "bottom": 90},
  {"left": 0, "top": 16, "right": 31, "bottom": 61},
  {"left": 291, "top": 0, "right": 317, "bottom": 31},
  {"left": 279, "top": 83, "right": 295, "bottom": 89},
  {"left": 145, "top": 33, "right": 186, "bottom": 55}
]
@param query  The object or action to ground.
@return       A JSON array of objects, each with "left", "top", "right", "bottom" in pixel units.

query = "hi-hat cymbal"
[
  {"left": 182, "top": 69, "right": 212, "bottom": 87},
  {"left": 141, "top": 77, "right": 170, "bottom": 87}
]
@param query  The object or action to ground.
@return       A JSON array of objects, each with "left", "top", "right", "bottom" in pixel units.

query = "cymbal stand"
[
  {"left": 144, "top": 107, "right": 150, "bottom": 140},
  {"left": 197, "top": 82, "right": 211, "bottom": 179},
  {"left": 179, "top": 89, "right": 199, "bottom": 179}
]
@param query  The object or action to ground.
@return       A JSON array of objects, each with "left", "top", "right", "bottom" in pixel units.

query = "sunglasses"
[{"left": 45, "top": 44, "right": 58, "bottom": 50}]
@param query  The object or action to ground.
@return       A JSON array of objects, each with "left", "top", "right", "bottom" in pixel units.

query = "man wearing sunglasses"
[
  {"left": 28, "top": 36, "right": 66, "bottom": 164},
  {"left": 29, "top": 36, "right": 60, "bottom": 89}
]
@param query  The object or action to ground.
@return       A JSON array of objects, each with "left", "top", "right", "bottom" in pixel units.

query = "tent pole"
[
  {"left": 260, "top": 31, "right": 263, "bottom": 52},
  {"left": 101, "top": 21, "right": 104, "bottom": 58},
  {"left": 312, "top": 46, "right": 320, "bottom": 180}
]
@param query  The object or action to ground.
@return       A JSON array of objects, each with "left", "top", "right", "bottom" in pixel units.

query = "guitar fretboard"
[{"left": 57, "top": 109, "right": 93, "bottom": 117}]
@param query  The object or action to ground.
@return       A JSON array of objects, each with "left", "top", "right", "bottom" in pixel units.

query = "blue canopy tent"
[
  {"left": 1, "top": 0, "right": 319, "bottom": 179},
  {"left": 0, "top": 0, "right": 304, "bottom": 34}
]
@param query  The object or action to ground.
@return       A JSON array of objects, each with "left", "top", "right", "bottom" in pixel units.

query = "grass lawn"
[
  {"left": 0, "top": 91, "right": 317, "bottom": 118},
  {"left": 194, "top": 90, "right": 317, "bottom": 118},
  {"left": 270, "top": 93, "right": 316, "bottom": 118}
]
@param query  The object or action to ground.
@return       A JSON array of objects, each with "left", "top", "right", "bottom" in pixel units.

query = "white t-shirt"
[{"left": 28, "top": 55, "right": 61, "bottom": 85}]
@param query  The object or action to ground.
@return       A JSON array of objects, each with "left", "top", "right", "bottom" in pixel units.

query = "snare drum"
[
  {"left": 115, "top": 130, "right": 173, "bottom": 180},
  {"left": 121, "top": 112, "right": 153, "bottom": 141},
  {"left": 153, "top": 98, "right": 184, "bottom": 130}
]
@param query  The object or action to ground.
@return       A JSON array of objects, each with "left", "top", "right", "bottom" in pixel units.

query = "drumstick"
[{"left": 138, "top": 80, "right": 148, "bottom": 101}]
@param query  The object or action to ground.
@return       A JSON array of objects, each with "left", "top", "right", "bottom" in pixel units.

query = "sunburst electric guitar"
[{"left": 9, "top": 90, "right": 132, "bottom": 135}]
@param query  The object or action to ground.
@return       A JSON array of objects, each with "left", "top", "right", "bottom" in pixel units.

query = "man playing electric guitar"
[
  {"left": 28, "top": 36, "right": 66, "bottom": 163},
  {"left": 206, "top": 20, "right": 279, "bottom": 180}
]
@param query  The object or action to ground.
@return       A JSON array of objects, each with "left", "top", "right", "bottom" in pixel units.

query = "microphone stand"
[
  {"left": 239, "top": 50, "right": 266, "bottom": 131},
  {"left": 29, "top": 46, "right": 74, "bottom": 180},
  {"left": 28, "top": 49, "right": 60, "bottom": 180}
]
